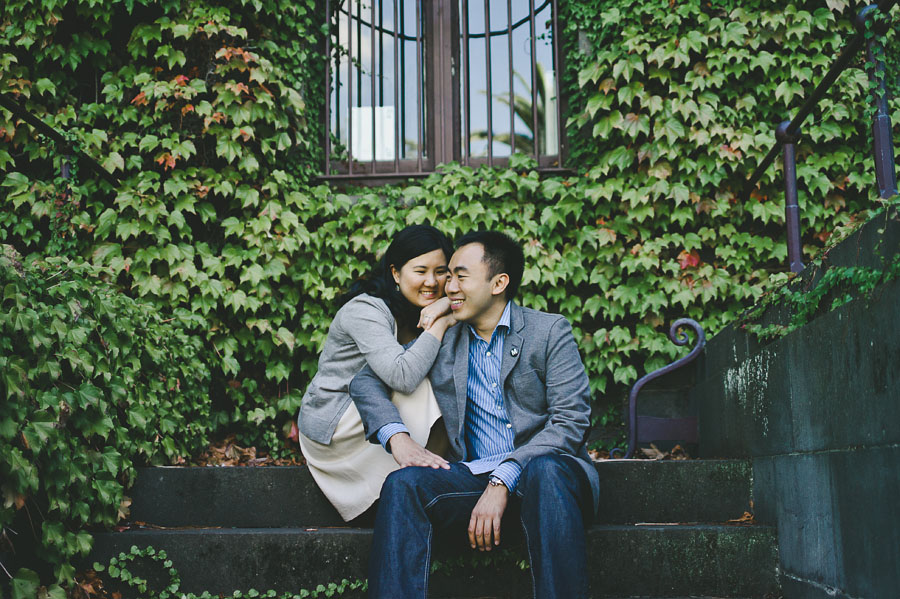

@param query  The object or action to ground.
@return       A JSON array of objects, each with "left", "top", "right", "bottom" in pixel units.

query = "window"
[{"left": 323, "top": 0, "right": 563, "bottom": 179}]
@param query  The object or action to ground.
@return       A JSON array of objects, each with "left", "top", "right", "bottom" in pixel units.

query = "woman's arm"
[{"left": 342, "top": 297, "right": 450, "bottom": 394}]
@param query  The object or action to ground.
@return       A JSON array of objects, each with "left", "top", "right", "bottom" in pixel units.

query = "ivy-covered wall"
[{"left": 1, "top": 0, "right": 898, "bottom": 585}]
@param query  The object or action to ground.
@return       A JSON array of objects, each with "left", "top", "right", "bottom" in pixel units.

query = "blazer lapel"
[
  {"left": 453, "top": 326, "right": 470, "bottom": 442},
  {"left": 500, "top": 303, "right": 525, "bottom": 384}
]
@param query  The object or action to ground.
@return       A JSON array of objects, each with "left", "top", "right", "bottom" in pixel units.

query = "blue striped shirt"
[
  {"left": 377, "top": 302, "right": 522, "bottom": 491},
  {"left": 461, "top": 303, "right": 521, "bottom": 490}
]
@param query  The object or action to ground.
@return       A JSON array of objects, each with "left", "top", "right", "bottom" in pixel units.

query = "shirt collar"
[{"left": 468, "top": 302, "right": 512, "bottom": 341}]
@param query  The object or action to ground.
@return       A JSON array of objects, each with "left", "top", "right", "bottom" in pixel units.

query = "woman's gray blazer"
[{"left": 297, "top": 294, "right": 441, "bottom": 444}]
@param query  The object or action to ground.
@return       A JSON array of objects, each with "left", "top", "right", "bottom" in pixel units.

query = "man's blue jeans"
[{"left": 367, "top": 454, "right": 594, "bottom": 599}]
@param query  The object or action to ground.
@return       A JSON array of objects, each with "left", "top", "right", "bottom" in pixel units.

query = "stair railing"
[
  {"left": 743, "top": 0, "right": 898, "bottom": 273},
  {"left": 615, "top": 2, "right": 898, "bottom": 459},
  {"left": 0, "top": 92, "right": 120, "bottom": 187},
  {"left": 612, "top": 318, "right": 706, "bottom": 459}
]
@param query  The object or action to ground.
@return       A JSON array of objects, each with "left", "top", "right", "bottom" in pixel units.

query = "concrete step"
[
  {"left": 89, "top": 524, "right": 778, "bottom": 598},
  {"left": 128, "top": 460, "right": 753, "bottom": 528}
]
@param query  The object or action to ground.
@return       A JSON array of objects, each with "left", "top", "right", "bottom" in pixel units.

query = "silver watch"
[{"left": 488, "top": 476, "right": 507, "bottom": 489}]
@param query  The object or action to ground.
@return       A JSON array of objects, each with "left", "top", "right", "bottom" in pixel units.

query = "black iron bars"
[
  {"left": 744, "top": 0, "right": 899, "bottom": 273},
  {"left": 776, "top": 121, "right": 804, "bottom": 273},
  {"left": 857, "top": 5, "right": 898, "bottom": 199}
]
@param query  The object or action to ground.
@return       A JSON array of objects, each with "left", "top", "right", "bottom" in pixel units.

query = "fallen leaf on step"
[
  {"left": 190, "top": 434, "right": 306, "bottom": 467},
  {"left": 638, "top": 443, "right": 692, "bottom": 460},
  {"left": 727, "top": 511, "right": 756, "bottom": 525},
  {"left": 588, "top": 449, "right": 610, "bottom": 461},
  {"left": 639, "top": 444, "right": 666, "bottom": 460}
]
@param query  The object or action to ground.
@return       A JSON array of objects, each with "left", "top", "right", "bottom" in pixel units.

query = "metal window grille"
[{"left": 324, "top": 0, "right": 562, "bottom": 179}]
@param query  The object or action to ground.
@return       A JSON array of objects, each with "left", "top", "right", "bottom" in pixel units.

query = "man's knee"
[
  {"left": 518, "top": 455, "right": 592, "bottom": 510},
  {"left": 520, "top": 454, "right": 573, "bottom": 489},
  {"left": 381, "top": 465, "right": 447, "bottom": 507}
]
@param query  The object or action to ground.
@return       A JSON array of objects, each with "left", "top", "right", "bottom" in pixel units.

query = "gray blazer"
[
  {"left": 298, "top": 294, "right": 441, "bottom": 444},
  {"left": 350, "top": 302, "right": 600, "bottom": 510}
]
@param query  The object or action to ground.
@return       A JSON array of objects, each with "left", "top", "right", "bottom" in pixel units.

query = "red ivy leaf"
[{"left": 677, "top": 249, "right": 701, "bottom": 269}]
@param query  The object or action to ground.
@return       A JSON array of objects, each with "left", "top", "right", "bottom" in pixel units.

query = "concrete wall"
[{"left": 690, "top": 211, "right": 900, "bottom": 598}]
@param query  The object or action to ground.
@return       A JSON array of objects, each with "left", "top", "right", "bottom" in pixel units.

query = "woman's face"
[{"left": 391, "top": 249, "right": 450, "bottom": 308}]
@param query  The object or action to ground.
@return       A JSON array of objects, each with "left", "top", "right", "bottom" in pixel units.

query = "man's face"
[{"left": 446, "top": 242, "right": 503, "bottom": 323}]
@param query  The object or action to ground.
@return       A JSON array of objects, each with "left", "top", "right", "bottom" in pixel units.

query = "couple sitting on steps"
[{"left": 297, "top": 226, "right": 599, "bottom": 599}]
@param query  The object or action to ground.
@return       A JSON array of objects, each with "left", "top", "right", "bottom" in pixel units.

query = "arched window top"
[{"left": 323, "top": 0, "right": 564, "bottom": 180}]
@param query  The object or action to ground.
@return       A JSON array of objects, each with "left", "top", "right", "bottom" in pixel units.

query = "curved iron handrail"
[{"left": 611, "top": 318, "right": 706, "bottom": 459}]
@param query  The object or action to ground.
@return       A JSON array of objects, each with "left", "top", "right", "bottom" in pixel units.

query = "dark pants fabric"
[{"left": 367, "top": 454, "right": 594, "bottom": 599}]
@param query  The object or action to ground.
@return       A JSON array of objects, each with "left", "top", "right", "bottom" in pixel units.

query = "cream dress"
[{"left": 299, "top": 379, "right": 445, "bottom": 521}]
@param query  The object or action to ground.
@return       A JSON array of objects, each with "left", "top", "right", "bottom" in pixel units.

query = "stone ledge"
[
  {"left": 88, "top": 524, "right": 779, "bottom": 598},
  {"left": 127, "top": 460, "right": 753, "bottom": 528}
]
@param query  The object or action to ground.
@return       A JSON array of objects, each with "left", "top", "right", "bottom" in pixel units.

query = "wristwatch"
[{"left": 488, "top": 476, "right": 507, "bottom": 489}]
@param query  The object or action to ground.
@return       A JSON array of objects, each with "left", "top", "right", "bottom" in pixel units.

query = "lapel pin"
[{"left": 510, "top": 347, "right": 519, "bottom": 357}]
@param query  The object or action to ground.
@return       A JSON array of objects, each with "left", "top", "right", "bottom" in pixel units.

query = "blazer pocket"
[{"left": 510, "top": 369, "right": 546, "bottom": 411}]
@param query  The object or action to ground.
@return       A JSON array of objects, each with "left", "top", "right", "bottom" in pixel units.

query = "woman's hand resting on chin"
[{"left": 418, "top": 297, "right": 451, "bottom": 330}]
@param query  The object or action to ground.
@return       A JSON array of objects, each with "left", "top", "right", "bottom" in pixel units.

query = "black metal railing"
[
  {"left": 744, "top": 0, "right": 898, "bottom": 273},
  {"left": 611, "top": 319, "right": 706, "bottom": 460},
  {"left": 615, "top": 2, "right": 899, "bottom": 460},
  {"left": 0, "top": 93, "right": 120, "bottom": 187}
]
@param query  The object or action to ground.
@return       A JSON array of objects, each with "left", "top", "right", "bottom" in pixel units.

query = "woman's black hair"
[{"left": 341, "top": 224, "right": 453, "bottom": 328}]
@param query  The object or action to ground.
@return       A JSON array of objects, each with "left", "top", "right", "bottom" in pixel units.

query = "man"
[{"left": 350, "top": 231, "right": 599, "bottom": 599}]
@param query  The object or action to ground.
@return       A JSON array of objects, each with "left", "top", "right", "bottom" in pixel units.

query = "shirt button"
[
  {"left": 491, "top": 383, "right": 497, "bottom": 388},
  {"left": 486, "top": 351, "right": 491, "bottom": 356},
  {"left": 506, "top": 423, "right": 512, "bottom": 429}
]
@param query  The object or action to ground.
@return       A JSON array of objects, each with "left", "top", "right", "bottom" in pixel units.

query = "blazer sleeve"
[
  {"left": 341, "top": 296, "right": 441, "bottom": 395},
  {"left": 507, "top": 316, "right": 592, "bottom": 469},
  {"left": 349, "top": 362, "right": 404, "bottom": 444}
]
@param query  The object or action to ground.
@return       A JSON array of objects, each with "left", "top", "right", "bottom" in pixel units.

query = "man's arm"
[
  {"left": 349, "top": 364, "right": 448, "bottom": 469},
  {"left": 507, "top": 316, "right": 592, "bottom": 470},
  {"left": 349, "top": 362, "right": 403, "bottom": 443}
]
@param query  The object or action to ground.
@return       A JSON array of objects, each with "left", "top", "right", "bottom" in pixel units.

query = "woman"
[{"left": 297, "top": 224, "right": 454, "bottom": 522}]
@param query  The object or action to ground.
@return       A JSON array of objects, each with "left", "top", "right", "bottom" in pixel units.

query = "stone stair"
[{"left": 89, "top": 460, "right": 781, "bottom": 598}]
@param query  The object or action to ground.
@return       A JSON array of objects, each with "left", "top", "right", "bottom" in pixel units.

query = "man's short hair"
[{"left": 455, "top": 231, "right": 525, "bottom": 301}]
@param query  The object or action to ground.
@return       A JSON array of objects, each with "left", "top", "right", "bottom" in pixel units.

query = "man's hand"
[
  {"left": 468, "top": 482, "right": 509, "bottom": 551},
  {"left": 388, "top": 433, "right": 450, "bottom": 469}
]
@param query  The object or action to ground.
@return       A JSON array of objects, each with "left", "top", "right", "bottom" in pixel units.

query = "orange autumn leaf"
[
  {"left": 727, "top": 511, "right": 756, "bottom": 525},
  {"left": 155, "top": 153, "right": 176, "bottom": 170},
  {"left": 130, "top": 91, "right": 147, "bottom": 106},
  {"left": 750, "top": 189, "right": 767, "bottom": 202}
]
